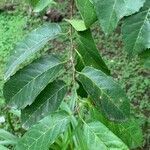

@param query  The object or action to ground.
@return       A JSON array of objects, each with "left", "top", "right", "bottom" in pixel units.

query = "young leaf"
[
  {"left": 21, "top": 80, "right": 68, "bottom": 129},
  {"left": 5, "top": 23, "right": 61, "bottom": 80},
  {"left": 78, "top": 66, "right": 130, "bottom": 121},
  {"left": 3, "top": 55, "right": 65, "bottom": 109},
  {"left": 93, "top": 0, "right": 145, "bottom": 34},
  {"left": 76, "top": 29, "right": 110, "bottom": 75},
  {"left": 65, "top": 19, "right": 87, "bottom": 31},
  {"left": 75, "top": 0, "right": 97, "bottom": 28},
  {"left": 122, "top": 0, "right": 150, "bottom": 55},
  {"left": 16, "top": 112, "right": 70, "bottom": 150},
  {"left": 34, "top": 0, "right": 55, "bottom": 12},
  {"left": 83, "top": 121, "right": 128, "bottom": 150}
]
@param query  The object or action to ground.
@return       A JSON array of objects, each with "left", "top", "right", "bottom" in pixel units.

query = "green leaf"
[
  {"left": 0, "top": 129, "right": 18, "bottom": 144},
  {"left": 83, "top": 121, "right": 128, "bottom": 150},
  {"left": 34, "top": 0, "right": 55, "bottom": 12},
  {"left": 0, "top": 145, "right": 9, "bottom": 150},
  {"left": 90, "top": 108, "right": 143, "bottom": 149},
  {"left": 3, "top": 55, "right": 65, "bottom": 109},
  {"left": 16, "top": 112, "right": 70, "bottom": 150},
  {"left": 76, "top": 29, "right": 110, "bottom": 75},
  {"left": 122, "top": 1, "right": 150, "bottom": 55},
  {"left": 21, "top": 80, "right": 67, "bottom": 129},
  {"left": 78, "top": 66, "right": 130, "bottom": 121},
  {"left": 65, "top": 19, "right": 87, "bottom": 31},
  {"left": 115, "top": 119, "right": 143, "bottom": 149},
  {"left": 139, "top": 50, "right": 150, "bottom": 68},
  {"left": 5, "top": 23, "right": 61, "bottom": 80},
  {"left": 27, "top": 0, "right": 39, "bottom": 6},
  {"left": 75, "top": 0, "right": 97, "bottom": 28},
  {"left": 93, "top": 0, "right": 145, "bottom": 34},
  {"left": 0, "top": 140, "right": 17, "bottom": 146},
  {"left": 77, "top": 81, "right": 88, "bottom": 98}
]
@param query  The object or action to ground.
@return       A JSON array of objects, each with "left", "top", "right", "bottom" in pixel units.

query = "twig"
[{"left": 70, "top": 0, "right": 75, "bottom": 85}]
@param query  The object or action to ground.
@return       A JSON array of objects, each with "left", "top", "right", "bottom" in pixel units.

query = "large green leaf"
[
  {"left": 122, "top": 0, "right": 150, "bottom": 55},
  {"left": 3, "top": 55, "right": 65, "bottom": 109},
  {"left": 93, "top": 0, "right": 145, "bottom": 34},
  {"left": 5, "top": 23, "right": 61, "bottom": 80},
  {"left": 90, "top": 108, "right": 143, "bottom": 149},
  {"left": 76, "top": 29, "right": 110, "bottom": 75},
  {"left": 78, "top": 66, "right": 130, "bottom": 121},
  {"left": 75, "top": 0, "right": 97, "bottom": 28},
  {"left": 21, "top": 80, "right": 67, "bottom": 129},
  {"left": 83, "top": 121, "right": 128, "bottom": 150},
  {"left": 16, "top": 112, "right": 70, "bottom": 150}
]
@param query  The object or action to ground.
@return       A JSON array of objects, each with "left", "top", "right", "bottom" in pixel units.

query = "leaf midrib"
[
  {"left": 5, "top": 24, "right": 59, "bottom": 79},
  {"left": 132, "top": 8, "right": 150, "bottom": 52},
  {"left": 23, "top": 85, "right": 67, "bottom": 126},
  {"left": 79, "top": 71, "right": 127, "bottom": 118},
  {"left": 6, "top": 36, "right": 53, "bottom": 79},
  {"left": 11, "top": 62, "right": 63, "bottom": 102},
  {"left": 23, "top": 116, "right": 69, "bottom": 150}
]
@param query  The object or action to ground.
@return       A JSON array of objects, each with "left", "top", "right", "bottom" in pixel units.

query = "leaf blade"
[
  {"left": 75, "top": 0, "right": 97, "bottom": 27},
  {"left": 5, "top": 23, "right": 61, "bottom": 80},
  {"left": 83, "top": 121, "right": 128, "bottom": 150},
  {"left": 21, "top": 80, "right": 68, "bottom": 128},
  {"left": 66, "top": 19, "right": 87, "bottom": 31},
  {"left": 76, "top": 29, "right": 110, "bottom": 75},
  {"left": 0, "top": 129, "right": 18, "bottom": 144},
  {"left": 16, "top": 112, "right": 70, "bottom": 150},
  {"left": 78, "top": 66, "right": 130, "bottom": 121},
  {"left": 93, "top": 0, "right": 145, "bottom": 34},
  {"left": 0, "top": 145, "right": 9, "bottom": 150},
  {"left": 122, "top": 1, "right": 150, "bottom": 55},
  {"left": 34, "top": 0, "right": 55, "bottom": 12},
  {"left": 3, "top": 55, "right": 65, "bottom": 109},
  {"left": 91, "top": 108, "right": 143, "bottom": 149}
]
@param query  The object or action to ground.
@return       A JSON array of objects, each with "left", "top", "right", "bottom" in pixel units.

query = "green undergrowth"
[
  {"left": 93, "top": 28, "right": 150, "bottom": 147},
  {"left": 0, "top": 11, "right": 26, "bottom": 105}
]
